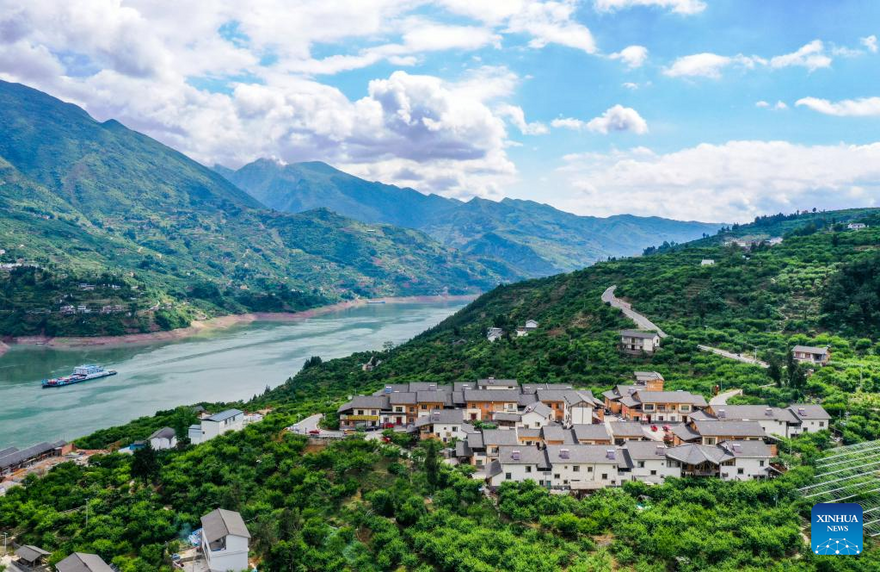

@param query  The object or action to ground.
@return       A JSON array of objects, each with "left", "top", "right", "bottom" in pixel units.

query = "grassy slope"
[{"left": 0, "top": 81, "right": 511, "bottom": 336}]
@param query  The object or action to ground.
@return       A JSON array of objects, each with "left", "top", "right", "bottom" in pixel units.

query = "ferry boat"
[{"left": 42, "top": 364, "right": 117, "bottom": 388}]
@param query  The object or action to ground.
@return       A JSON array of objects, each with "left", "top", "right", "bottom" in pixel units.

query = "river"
[{"left": 0, "top": 300, "right": 467, "bottom": 449}]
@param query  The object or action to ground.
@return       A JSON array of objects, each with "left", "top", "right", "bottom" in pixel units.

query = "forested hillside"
[
  {"left": 0, "top": 81, "right": 513, "bottom": 337},
  {"left": 2, "top": 209, "right": 879, "bottom": 571},
  {"left": 220, "top": 159, "right": 721, "bottom": 277}
]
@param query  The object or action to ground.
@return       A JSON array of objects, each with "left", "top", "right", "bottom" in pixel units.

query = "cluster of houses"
[
  {"left": 486, "top": 320, "right": 539, "bottom": 342},
  {"left": 0, "top": 440, "right": 71, "bottom": 478},
  {"left": 337, "top": 373, "right": 831, "bottom": 492},
  {"left": 10, "top": 507, "right": 251, "bottom": 572}
]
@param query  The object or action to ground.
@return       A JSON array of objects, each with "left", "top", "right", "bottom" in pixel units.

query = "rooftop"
[
  {"left": 201, "top": 508, "right": 251, "bottom": 543},
  {"left": 205, "top": 409, "right": 243, "bottom": 422}
]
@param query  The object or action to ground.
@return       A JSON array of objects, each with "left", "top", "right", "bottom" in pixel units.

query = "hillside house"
[
  {"left": 792, "top": 345, "right": 831, "bottom": 366},
  {"left": 602, "top": 385, "right": 640, "bottom": 414},
  {"left": 464, "top": 389, "right": 519, "bottom": 421},
  {"left": 847, "top": 222, "right": 867, "bottom": 230},
  {"left": 620, "top": 330, "right": 661, "bottom": 354},
  {"left": 337, "top": 396, "right": 387, "bottom": 430},
  {"left": 546, "top": 445, "right": 621, "bottom": 490},
  {"left": 201, "top": 508, "right": 251, "bottom": 572},
  {"left": 516, "top": 319, "right": 539, "bottom": 336},
  {"left": 788, "top": 404, "right": 831, "bottom": 434},
  {"left": 148, "top": 427, "right": 177, "bottom": 450},
  {"left": 702, "top": 405, "right": 800, "bottom": 438},
  {"left": 517, "top": 401, "right": 554, "bottom": 429},
  {"left": 415, "top": 409, "right": 468, "bottom": 443},
  {"left": 619, "top": 442, "right": 681, "bottom": 484},
  {"left": 620, "top": 390, "right": 708, "bottom": 423},
  {"left": 14, "top": 545, "right": 50, "bottom": 569},
  {"left": 672, "top": 419, "right": 766, "bottom": 446},
  {"left": 486, "top": 327, "right": 504, "bottom": 342},
  {"left": 633, "top": 371, "right": 665, "bottom": 391},
  {"left": 477, "top": 377, "right": 520, "bottom": 390},
  {"left": 188, "top": 409, "right": 244, "bottom": 444},
  {"left": 487, "top": 446, "right": 550, "bottom": 487},
  {"left": 608, "top": 422, "right": 647, "bottom": 445},
  {"left": 56, "top": 552, "right": 113, "bottom": 572},
  {"left": 701, "top": 259, "right": 715, "bottom": 266},
  {"left": 0, "top": 440, "right": 69, "bottom": 477}
]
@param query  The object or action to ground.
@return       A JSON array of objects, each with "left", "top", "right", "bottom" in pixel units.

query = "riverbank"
[{"left": 2, "top": 295, "right": 477, "bottom": 352}]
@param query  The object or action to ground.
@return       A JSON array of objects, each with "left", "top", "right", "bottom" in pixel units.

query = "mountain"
[
  {"left": 6, "top": 208, "right": 879, "bottom": 572},
  {"left": 0, "top": 81, "right": 514, "bottom": 337},
  {"left": 219, "top": 158, "right": 722, "bottom": 276}
]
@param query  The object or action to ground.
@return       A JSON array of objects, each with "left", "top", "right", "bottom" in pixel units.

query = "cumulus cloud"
[
  {"left": 496, "top": 104, "right": 549, "bottom": 135},
  {"left": 862, "top": 35, "right": 879, "bottom": 53},
  {"left": 664, "top": 53, "right": 762, "bottom": 79},
  {"left": 594, "top": 0, "right": 706, "bottom": 14},
  {"left": 610, "top": 45, "right": 648, "bottom": 69},
  {"left": 769, "top": 40, "right": 832, "bottom": 71},
  {"left": 558, "top": 141, "right": 880, "bottom": 221},
  {"left": 796, "top": 96, "right": 880, "bottom": 117},
  {"left": 552, "top": 105, "right": 648, "bottom": 134}
]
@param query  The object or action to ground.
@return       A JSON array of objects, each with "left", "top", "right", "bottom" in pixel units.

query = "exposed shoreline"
[{"left": 0, "top": 295, "right": 476, "bottom": 354}]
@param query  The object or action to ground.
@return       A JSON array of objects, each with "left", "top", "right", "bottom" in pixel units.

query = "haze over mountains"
[{"left": 219, "top": 159, "right": 722, "bottom": 277}]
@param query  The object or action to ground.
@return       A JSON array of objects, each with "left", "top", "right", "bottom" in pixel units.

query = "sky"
[{"left": 0, "top": 0, "right": 878, "bottom": 222}]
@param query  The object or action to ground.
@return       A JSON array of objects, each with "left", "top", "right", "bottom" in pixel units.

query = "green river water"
[{"left": 0, "top": 300, "right": 466, "bottom": 449}]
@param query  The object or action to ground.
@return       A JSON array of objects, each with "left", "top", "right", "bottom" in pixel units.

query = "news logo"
[{"left": 811, "top": 503, "right": 862, "bottom": 555}]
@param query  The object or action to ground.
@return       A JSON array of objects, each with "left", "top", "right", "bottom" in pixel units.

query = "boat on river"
[{"left": 42, "top": 364, "right": 117, "bottom": 388}]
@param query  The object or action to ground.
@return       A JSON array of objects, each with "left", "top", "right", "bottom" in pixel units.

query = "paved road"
[
  {"left": 287, "top": 413, "right": 344, "bottom": 438},
  {"left": 602, "top": 286, "right": 668, "bottom": 338},
  {"left": 697, "top": 345, "right": 769, "bottom": 368},
  {"left": 710, "top": 388, "right": 743, "bottom": 406}
]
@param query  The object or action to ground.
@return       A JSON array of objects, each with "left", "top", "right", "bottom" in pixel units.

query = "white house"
[
  {"left": 704, "top": 405, "right": 800, "bottom": 439},
  {"left": 847, "top": 222, "right": 867, "bottom": 230},
  {"left": 620, "top": 442, "right": 681, "bottom": 484},
  {"left": 788, "top": 404, "right": 831, "bottom": 435},
  {"left": 518, "top": 402, "right": 554, "bottom": 429},
  {"left": 718, "top": 441, "right": 774, "bottom": 481},
  {"left": 415, "top": 409, "right": 468, "bottom": 443},
  {"left": 189, "top": 409, "right": 244, "bottom": 445},
  {"left": 201, "top": 508, "right": 251, "bottom": 572},
  {"left": 701, "top": 259, "right": 715, "bottom": 266},
  {"left": 487, "top": 446, "right": 549, "bottom": 487},
  {"left": 545, "top": 445, "right": 621, "bottom": 490},
  {"left": 516, "top": 320, "right": 539, "bottom": 337},
  {"left": 620, "top": 330, "right": 661, "bottom": 354},
  {"left": 148, "top": 427, "right": 177, "bottom": 450},
  {"left": 486, "top": 327, "right": 504, "bottom": 342},
  {"left": 792, "top": 345, "right": 831, "bottom": 366}
]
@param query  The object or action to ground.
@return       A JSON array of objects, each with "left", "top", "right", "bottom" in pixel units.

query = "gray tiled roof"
[
  {"left": 719, "top": 440, "right": 773, "bottom": 458},
  {"left": 572, "top": 424, "right": 611, "bottom": 442},
  {"left": 408, "top": 382, "right": 452, "bottom": 392},
  {"left": 522, "top": 401, "right": 553, "bottom": 418},
  {"left": 518, "top": 393, "right": 539, "bottom": 406},
  {"left": 497, "top": 445, "right": 549, "bottom": 468},
  {"left": 620, "top": 330, "right": 659, "bottom": 339},
  {"left": 0, "top": 441, "right": 64, "bottom": 471},
  {"left": 415, "top": 409, "right": 464, "bottom": 426},
  {"left": 788, "top": 404, "right": 831, "bottom": 420},
  {"left": 148, "top": 427, "right": 176, "bottom": 440},
  {"left": 477, "top": 378, "right": 519, "bottom": 389},
  {"left": 373, "top": 384, "right": 409, "bottom": 395},
  {"left": 201, "top": 508, "right": 251, "bottom": 543},
  {"left": 482, "top": 429, "right": 520, "bottom": 446},
  {"left": 517, "top": 428, "right": 541, "bottom": 439},
  {"left": 14, "top": 545, "right": 50, "bottom": 563},
  {"left": 338, "top": 395, "right": 389, "bottom": 413},
  {"left": 546, "top": 444, "right": 621, "bottom": 465},
  {"left": 692, "top": 420, "right": 766, "bottom": 438},
  {"left": 463, "top": 389, "right": 520, "bottom": 402},
  {"left": 55, "top": 553, "right": 114, "bottom": 572},
  {"left": 389, "top": 392, "right": 417, "bottom": 405},
  {"left": 634, "top": 391, "right": 708, "bottom": 406},
  {"left": 491, "top": 412, "right": 521, "bottom": 423},
  {"left": 416, "top": 390, "right": 452, "bottom": 405},
  {"left": 665, "top": 444, "right": 733, "bottom": 466},
  {"left": 522, "top": 383, "right": 573, "bottom": 393},
  {"left": 712, "top": 405, "right": 799, "bottom": 423},
  {"left": 622, "top": 441, "right": 669, "bottom": 460},
  {"left": 792, "top": 345, "right": 829, "bottom": 355},
  {"left": 608, "top": 422, "right": 647, "bottom": 438},
  {"left": 205, "top": 409, "right": 243, "bottom": 422},
  {"left": 671, "top": 424, "right": 701, "bottom": 442},
  {"left": 541, "top": 425, "right": 571, "bottom": 443},
  {"left": 634, "top": 371, "right": 664, "bottom": 381}
]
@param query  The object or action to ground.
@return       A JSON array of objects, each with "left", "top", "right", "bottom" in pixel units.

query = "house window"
[
  {"left": 819, "top": 422, "right": 825, "bottom": 427},
  {"left": 573, "top": 466, "right": 580, "bottom": 472},
  {"left": 680, "top": 405, "right": 691, "bottom": 412},
  {"left": 637, "top": 461, "right": 645, "bottom": 468},
  {"left": 737, "top": 468, "right": 744, "bottom": 475},
  {"left": 643, "top": 404, "right": 655, "bottom": 411},
  {"left": 505, "top": 472, "right": 511, "bottom": 480},
  {"left": 759, "top": 460, "right": 765, "bottom": 467},
  {"left": 601, "top": 473, "right": 608, "bottom": 480},
  {"left": 705, "top": 438, "right": 716, "bottom": 445},
  {"left": 554, "top": 473, "right": 560, "bottom": 479},
  {"left": 650, "top": 470, "right": 657, "bottom": 476},
  {"left": 587, "top": 467, "right": 593, "bottom": 472},
  {"left": 526, "top": 466, "right": 532, "bottom": 473}
]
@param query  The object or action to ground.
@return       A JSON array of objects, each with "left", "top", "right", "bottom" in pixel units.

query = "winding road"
[{"left": 602, "top": 285, "right": 768, "bottom": 368}]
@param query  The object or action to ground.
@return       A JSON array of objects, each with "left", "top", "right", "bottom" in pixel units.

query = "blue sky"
[{"left": 0, "top": 0, "right": 878, "bottom": 221}]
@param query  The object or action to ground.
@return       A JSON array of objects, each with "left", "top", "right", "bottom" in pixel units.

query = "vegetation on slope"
[{"left": 0, "top": 81, "right": 512, "bottom": 337}]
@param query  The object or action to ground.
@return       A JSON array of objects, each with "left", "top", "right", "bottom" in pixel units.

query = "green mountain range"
[
  {"left": 0, "top": 81, "right": 513, "bottom": 337},
  {"left": 218, "top": 159, "right": 722, "bottom": 277}
]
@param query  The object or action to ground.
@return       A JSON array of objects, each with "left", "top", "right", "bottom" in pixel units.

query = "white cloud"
[
  {"left": 769, "top": 40, "right": 832, "bottom": 71},
  {"left": 594, "top": 0, "right": 706, "bottom": 14},
  {"left": 756, "top": 100, "right": 787, "bottom": 110},
  {"left": 552, "top": 105, "right": 648, "bottom": 134},
  {"left": 796, "top": 96, "right": 880, "bottom": 117},
  {"left": 610, "top": 45, "right": 648, "bottom": 69},
  {"left": 862, "top": 35, "right": 878, "bottom": 53},
  {"left": 664, "top": 53, "right": 762, "bottom": 79},
  {"left": 496, "top": 104, "right": 549, "bottom": 135},
  {"left": 558, "top": 141, "right": 880, "bottom": 221},
  {"left": 622, "top": 82, "right": 640, "bottom": 89},
  {"left": 506, "top": 1, "right": 597, "bottom": 54}
]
